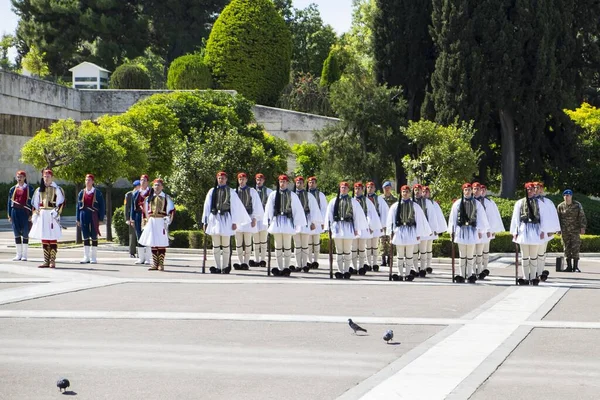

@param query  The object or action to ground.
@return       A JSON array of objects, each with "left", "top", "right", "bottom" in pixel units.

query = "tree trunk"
[
  {"left": 106, "top": 184, "right": 113, "bottom": 242},
  {"left": 499, "top": 109, "right": 517, "bottom": 198},
  {"left": 393, "top": 158, "right": 407, "bottom": 192},
  {"left": 75, "top": 184, "right": 82, "bottom": 244}
]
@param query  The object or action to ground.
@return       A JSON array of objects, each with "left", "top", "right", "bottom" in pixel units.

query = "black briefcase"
[{"left": 555, "top": 256, "right": 563, "bottom": 272}]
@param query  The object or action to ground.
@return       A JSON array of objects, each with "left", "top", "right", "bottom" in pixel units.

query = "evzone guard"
[
  {"left": 202, "top": 171, "right": 251, "bottom": 274},
  {"left": 7, "top": 170, "right": 34, "bottom": 261},
  {"left": 386, "top": 185, "right": 431, "bottom": 281},
  {"left": 76, "top": 174, "right": 106, "bottom": 264},
  {"left": 472, "top": 183, "right": 505, "bottom": 279},
  {"left": 138, "top": 179, "right": 175, "bottom": 271},
  {"left": 251, "top": 173, "right": 272, "bottom": 268},
  {"left": 30, "top": 169, "right": 65, "bottom": 269},
  {"left": 307, "top": 176, "right": 328, "bottom": 269},
  {"left": 234, "top": 172, "right": 263, "bottom": 270},
  {"left": 412, "top": 184, "right": 445, "bottom": 277},
  {"left": 510, "top": 182, "right": 551, "bottom": 285},
  {"left": 293, "top": 176, "right": 323, "bottom": 272},
  {"left": 263, "top": 174, "right": 307, "bottom": 276},
  {"left": 324, "top": 181, "right": 368, "bottom": 279},
  {"left": 352, "top": 182, "right": 382, "bottom": 275},
  {"left": 534, "top": 182, "right": 560, "bottom": 281},
  {"left": 366, "top": 181, "right": 389, "bottom": 272},
  {"left": 447, "top": 183, "right": 490, "bottom": 283},
  {"left": 130, "top": 174, "right": 153, "bottom": 265},
  {"left": 422, "top": 185, "right": 448, "bottom": 274}
]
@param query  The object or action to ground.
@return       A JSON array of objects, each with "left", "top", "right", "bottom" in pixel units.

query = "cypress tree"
[{"left": 373, "top": 0, "right": 435, "bottom": 122}]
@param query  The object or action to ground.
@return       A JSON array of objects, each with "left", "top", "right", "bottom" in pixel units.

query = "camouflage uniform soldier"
[
  {"left": 378, "top": 181, "right": 398, "bottom": 266},
  {"left": 557, "top": 189, "right": 587, "bottom": 272}
]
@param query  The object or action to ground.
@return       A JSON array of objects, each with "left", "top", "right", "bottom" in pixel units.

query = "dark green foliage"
[
  {"left": 317, "top": 71, "right": 408, "bottom": 187},
  {"left": 373, "top": 0, "right": 435, "bottom": 122},
  {"left": 13, "top": 0, "right": 149, "bottom": 76},
  {"left": 205, "top": 0, "right": 292, "bottom": 106},
  {"left": 167, "top": 53, "right": 213, "bottom": 90},
  {"left": 142, "top": 0, "right": 228, "bottom": 67},
  {"left": 109, "top": 64, "right": 151, "bottom": 89},
  {"left": 428, "top": 0, "right": 600, "bottom": 196},
  {"left": 169, "top": 230, "right": 212, "bottom": 248},
  {"left": 169, "top": 205, "right": 196, "bottom": 231}
]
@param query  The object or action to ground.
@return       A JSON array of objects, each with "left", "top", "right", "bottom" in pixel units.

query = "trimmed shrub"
[
  {"left": 109, "top": 64, "right": 151, "bottom": 89},
  {"left": 167, "top": 53, "right": 213, "bottom": 90},
  {"left": 320, "top": 49, "right": 342, "bottom": 87},
  {"left": 112, "top": 205, "right": 129, "bottom": 245},
  {"left": 204, "top": 0, "right": 292, "bottom": 106}
]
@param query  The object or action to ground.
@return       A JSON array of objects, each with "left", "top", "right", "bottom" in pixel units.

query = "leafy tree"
[
  {"left": 278, "top": 72, "right": 334, "bottom": 117},
  {"left": 205, "top": 0, "right": 292, "bottom": 106},
  {"left": 292, "top": 141, "right": 326, "bottom": 178},
  {"left": 118, "top": 102, "right": 181, "bottom": 178},
  {"left": 401, "top": 120, "right": 482, "bottom": 202},
  {"left": 130, "top": 90, "right": 290, "bottom": 221},
  {"left": 77, "top": 0, "right": 149, "bottom": 72},
  {"left": 341, "top": 0, "right": 377, "bottom": 74},
  {"left": 167, "top": 53, "right": 212, "bottom": 90},
  {"left": 21, "top": 44, "right": 50, "bottom": 78},
  {"left": 109, "top": 63, "right": 151, "bottom": 89},
  {"left": 86, "top": 115, "right": 149, "bottom": 240},
  {"left": 373, "top": 0, "right": 435, "bottom": 122},
  {"left": 317, "top": 69, "right": 408, "bottom": 188},
  {"left": 272, "top": 0, "right": 294, "bottom": 24},
  {"left": 289, "top": 4, "right": 337, "bottom": 77},
  {"left": 12, "top": 0, "right": 83, "bottom": 76},
  {"left": 20, "top": 119, "right": 80, "bottom": 170},
  {"left": 0, "top": 34, "right": 16, "bottom": 71},
  {"left": 142, "top": 0, "right": 228, "bottom": 67},
  {"left": 13, "top": 0, "right": 148, "bottom": 76}
]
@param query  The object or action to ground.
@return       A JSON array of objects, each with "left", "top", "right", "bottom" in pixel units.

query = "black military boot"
[
  {"left": 573, "top": 258, "right": 581, "bottom": 273},
  {"left": 564, "top": 258, "right": 573, "bottom": 272}
]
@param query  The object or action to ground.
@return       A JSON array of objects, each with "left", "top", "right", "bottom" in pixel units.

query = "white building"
[{"left": 68, "top": 62, "right": 110, "bottom": 89}]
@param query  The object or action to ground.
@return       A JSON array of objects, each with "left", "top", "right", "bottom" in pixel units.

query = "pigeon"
[
  {"left": 348, "top": 318, "right": 367, "bottom": 334},
  {"left": 383, "top": 329, "right": 394, "bottom": 343},
  {"left": 57, "top": 378, "right": 70, "bottom": 392}
]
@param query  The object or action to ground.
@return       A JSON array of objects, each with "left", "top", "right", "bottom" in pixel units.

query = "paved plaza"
[{"left": 0, "top": 218, "right": 599, "bottom": 399}]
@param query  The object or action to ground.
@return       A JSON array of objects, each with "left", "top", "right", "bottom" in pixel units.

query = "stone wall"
[{"left": 0, "top": 71, "right": 339, "bottom": 182}]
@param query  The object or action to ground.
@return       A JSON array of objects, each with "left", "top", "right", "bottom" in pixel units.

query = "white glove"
[{"left": 50, "top": 210, "right": 58, "bottom": 218}]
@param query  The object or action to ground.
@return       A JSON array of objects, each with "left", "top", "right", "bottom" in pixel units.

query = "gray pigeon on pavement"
[
  {"left": 348, "top": 318, "right": 367, "bottom": 334},
  {"left": 383, "top": 329, "right": 394, "bottom": 343},
  {"left": 57, "top": 378, "right": 70, "bottom": 392}
]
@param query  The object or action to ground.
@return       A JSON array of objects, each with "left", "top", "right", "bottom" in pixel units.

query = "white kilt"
[
  {"left": 390, "top": 226, "right": 420, "bottom": 246},
  {"left": 139, "top": 217, "right": 170, "bottom": 247},
  {"left": 29, "top": 210, "right": 62, "bottom": 240},
  {"left": 330, "top": 221, "right": 358, "bottom": 239},
  {"left": 205, "top": 213, "right": 235, "bottom": 236}
]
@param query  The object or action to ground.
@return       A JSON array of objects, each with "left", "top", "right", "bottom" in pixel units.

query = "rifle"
[
  {"left": 515, "top": 243, "right": 519, "bottom": 286},
  {"left": 202, "top": 224, "right": 207, "bottom": 274},
  {"left": 451, "top": 230, "right": 456, "bottom": 283},
  {"left": 389, "top": 231, "right": 394, "bottom": 281},
  {"left": 267, "top": 219, "right": 271, "bottom": 276},
  {"left": 328, "top": 221, "right": 333, "bottom": 279}
]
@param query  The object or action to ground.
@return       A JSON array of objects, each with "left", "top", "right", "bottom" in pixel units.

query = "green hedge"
[
  {"left": 109, "top": 64, "right": 151, "bottom": 89},
  {"left": 167, "top": 53, "right": 213, "bottom": 90}
]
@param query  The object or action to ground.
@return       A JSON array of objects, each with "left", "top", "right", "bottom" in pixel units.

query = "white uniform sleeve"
[
  {"left": 229, "top": 188, "right": 252, "bottom": 226},
  {"left": 201, "top": 188, "right": 214, "bottom": 225},
  {"left": 249, "top": 188, "right": 264, "bottom": 221},
  {"left": 290, "top": 192, "right": 308, "bottom": 231}
]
